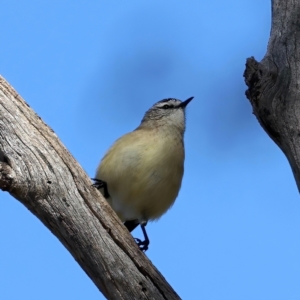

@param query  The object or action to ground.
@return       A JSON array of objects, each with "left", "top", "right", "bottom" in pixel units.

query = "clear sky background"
[{"left": 1, "top": 1, "right": 299, "bottom": 300}]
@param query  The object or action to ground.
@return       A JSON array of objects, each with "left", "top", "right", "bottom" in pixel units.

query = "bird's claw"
[
  {"left": 91, "top": 178, "right": 110, "bottom": 198},
  {"left": 134, "top": 238, "right": 148, "bottom": 252},
  {"left": 91, "top": 178, "right": 104, "bottom": 189}
]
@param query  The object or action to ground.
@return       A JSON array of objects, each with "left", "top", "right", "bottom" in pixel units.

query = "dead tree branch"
[
  {"left": 0, "top": 76, "right": 180, "bottom": 300},
  {"left": 244, "top": 0, "right": 300, "bottom": 191}
]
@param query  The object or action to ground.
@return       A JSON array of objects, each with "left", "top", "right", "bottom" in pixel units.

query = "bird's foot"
[
  {"left": 134, "top": 238, "right": 149, "bottom": 252},
  {"left": 91, "top": 178, "right": 110, "bottom": 198}
]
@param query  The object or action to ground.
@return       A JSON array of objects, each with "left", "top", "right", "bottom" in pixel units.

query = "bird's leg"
[
  {"left": 91, "top": 178, "right": 110, "bottom": 198},
  {"left": 124, "top": 220, "right": 139, "bottom": 232},
  {"left": 134, "top": 222, "right": 149, "bottom": 252},
  {"left": 124, "top": 220, "right": 149, "bottom": 251},
  {"left": 91, "top": 182, "right": 149, "bottom": 251}
]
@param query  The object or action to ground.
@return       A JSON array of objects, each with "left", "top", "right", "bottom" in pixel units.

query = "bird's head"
[{"left": 139, "top": 97, "right": 194, "bottom": 133}]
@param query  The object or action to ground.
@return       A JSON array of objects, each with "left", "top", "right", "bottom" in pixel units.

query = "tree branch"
[
  {"left": 0, "top": 76, "right": 180, "bottom": 300},
  {"left": 244, "top": 0, "right": 300, "bottom": 191}
]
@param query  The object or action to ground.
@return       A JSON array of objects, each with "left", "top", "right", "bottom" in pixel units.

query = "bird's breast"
[{"left": 96, "top": 129, "right": 185, "bottom": 221}]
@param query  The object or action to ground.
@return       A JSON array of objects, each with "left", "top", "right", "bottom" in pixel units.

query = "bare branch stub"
[
  {"left": 0, "top": 76, "right": 181, "bottom": 300},
  {"left": 244, "top": 0, "right": 300, "bottom": 191},
  {"left": 244, "top": 56, "right": 282, "bottom": 146}
]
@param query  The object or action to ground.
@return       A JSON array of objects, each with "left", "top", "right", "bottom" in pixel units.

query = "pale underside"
[{"left": 96, "top": 127, "right": 184, "bottom": 223}]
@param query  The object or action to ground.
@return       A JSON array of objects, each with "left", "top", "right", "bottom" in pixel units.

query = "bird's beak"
[{"left": 178, "top": 96, "right": 194, "bottom": 108}]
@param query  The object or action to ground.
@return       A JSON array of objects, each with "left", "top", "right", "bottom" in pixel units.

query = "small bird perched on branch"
[{"left": 93, "top": 97, "right": 193, "bottom": 251}]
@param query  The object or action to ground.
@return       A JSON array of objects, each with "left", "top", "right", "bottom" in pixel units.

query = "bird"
[{"left": 93, "top": 96, "right": 193, "bottom": 251}]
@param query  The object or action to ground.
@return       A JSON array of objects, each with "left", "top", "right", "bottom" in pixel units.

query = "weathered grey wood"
[
  {"left": 0, "top": 76, "right": 180, "bottom": 300},
  {"left": 244, "top": 0, "right": 300, "bottom": 191}
]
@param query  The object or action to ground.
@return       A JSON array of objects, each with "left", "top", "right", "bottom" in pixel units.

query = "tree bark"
[
  {"left": 0, "top": 76, "right": 180, "bottom": 300},
  {"left": 244, "top": 0, "right": 300, "bottom": 191}
]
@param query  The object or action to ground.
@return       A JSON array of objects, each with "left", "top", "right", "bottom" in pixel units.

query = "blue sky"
[{"left": 1, "top": 1, "right": 300, "bottom": 299}]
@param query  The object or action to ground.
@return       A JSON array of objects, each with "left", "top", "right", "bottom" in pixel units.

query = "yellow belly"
[{"left": 96, "top": 129, "right": 184, "bottom": 222}]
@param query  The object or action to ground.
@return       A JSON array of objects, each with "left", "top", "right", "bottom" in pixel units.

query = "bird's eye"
[{"left": 162, "top": 104, "right": 170, "bottom": 109}]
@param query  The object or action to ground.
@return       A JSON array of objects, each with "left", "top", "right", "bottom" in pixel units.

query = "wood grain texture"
[
  {"left": 0, "top": 76, "right": 180, "bottom": 300},
  {"left": 244, "top": 0, "right": 300, "bottom": 191}
]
